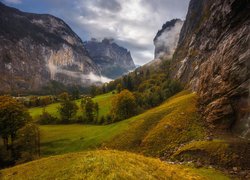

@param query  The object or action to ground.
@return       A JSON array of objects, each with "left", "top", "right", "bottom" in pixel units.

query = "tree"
[
  {"left": 94, "top": 103, "right": 99, "bottom": 123},
  {"left": 59, "top": 92, "right": 70, "bottom": 101},
  {"left": 0, "top": 96, "right": 31, "bottom": 150},
  {"left": 38, "top": 108, "right": 58, "bottom": 125},
  {"left": 116, "top": 83, "right": 122, "bottom": 93},
  {"left": 111, "top": 90, "right": 137, "bottom": 121},
  {"left": 71, "top": 87, "right": 80, "bottom": 100},
  {"left": 14, "top": 123, "right": 40, "bottom": 164},
  {"left": 58, "top": 100, "right": 78, "bottom": 123},
  {"left": 85, "top": 98, "right": 95, "bottom": 122}
]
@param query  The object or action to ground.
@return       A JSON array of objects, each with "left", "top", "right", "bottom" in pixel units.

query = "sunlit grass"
[{"left": 0, "top": 150, "right": 229, "bottom": 180}]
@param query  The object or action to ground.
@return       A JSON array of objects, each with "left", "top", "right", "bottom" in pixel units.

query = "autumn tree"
[
  {"left": 111, "top": 90, "right": 137, "bottom": 121},
  {"left": 0, "top": 96, "right": 31, "bottom": 149},
  {"left": 14, "top": 123, "right": 40, "bottom": 163},
  {"left": 116, "top": 83, "right": 122, "bottom": 93},
  {"left": 59, "top": 92, "right": 70, "bottom": 101}
]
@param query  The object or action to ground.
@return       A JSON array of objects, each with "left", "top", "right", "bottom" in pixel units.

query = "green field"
[
  {"left": 40, "top": 120, "right": 134, "bottom": 156},
  {"left": 29, "top": 92, "right": 115, "bottom": 120}
]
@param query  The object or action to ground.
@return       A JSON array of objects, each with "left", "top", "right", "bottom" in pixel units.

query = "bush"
[{"left": 38, "top": 109, "right": 58, "bottom": 125}]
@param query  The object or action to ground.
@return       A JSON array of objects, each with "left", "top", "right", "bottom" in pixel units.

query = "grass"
[
  {"left": 40, "top": 120, "right": 134, "bottom": 156},
  {"left": 29, "top": 92, "right": 115, "bottom": 120},
  {"left": 171, "top": 139, "right": 245, "bottom": 168},
  {"left": 38, "top": 91, "right": 206, "bottom": 158},
  {"left": 105, "top": 91, "right": 206, "bottom": 157},
  {"left": 0, "top": 150, "right": 229, "bottom": 180}
]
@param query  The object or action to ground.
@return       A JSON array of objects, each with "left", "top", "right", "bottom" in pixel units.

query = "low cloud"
[{"left": 154, "top": 20, "right": 184, "bottom": 59}]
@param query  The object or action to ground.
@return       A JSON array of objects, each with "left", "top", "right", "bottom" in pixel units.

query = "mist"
[{"left": 154, "top": 20, "right": 183, "bottom": 60}]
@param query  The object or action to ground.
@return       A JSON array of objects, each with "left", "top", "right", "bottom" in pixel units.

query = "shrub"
[{"left": 38, "top": 109, "right": 58, "bottom": 125}]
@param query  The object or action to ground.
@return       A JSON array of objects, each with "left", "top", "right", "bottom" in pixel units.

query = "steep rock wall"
[{"left": 171, "top": 0, "right": 250, "bottom": 138}]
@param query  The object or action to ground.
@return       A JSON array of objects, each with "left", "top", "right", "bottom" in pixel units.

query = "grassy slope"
[
  {"left": 39, "top": 91, "right": 206, "bottom": 158},
  {"left": 105, "top": 91, "right": 206, "bottom": 157},
  {"left": 0, "top": 150, "right": 229, "bottom": 180},
  {"left": 40, "top": 121, "right": 133, "bottom": 156},
  {"left": 29, "top": 92, "right": 114, "bottom": 120}
]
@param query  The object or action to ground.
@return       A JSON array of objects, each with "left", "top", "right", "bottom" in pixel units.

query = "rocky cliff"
[
  {"left": 0, "top": 3, "right": 101, "bottom": 93},
  {"left": 154, "top": 19, "right": 183, "bottom": 60},
  {"left": 84, "top": 38, "right": 135, "bottom": 79},
  {"left": 171, "top": 0, "right": 250, "bottom": 139}
]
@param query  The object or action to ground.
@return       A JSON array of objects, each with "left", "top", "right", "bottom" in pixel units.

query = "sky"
[{"left": 1, "top": 0, "right": 190, "bottom": 65}]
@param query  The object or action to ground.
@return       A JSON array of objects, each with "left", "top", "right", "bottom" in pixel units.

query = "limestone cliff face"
[
  {"left": 84, "top": 39, "right": 135, "bottom": 79},
  {"left": 171, "top": 0, "right": 250, "bottom": 138},
  {"left": 0, "top": 3, "right": 100, "bottom": 93},
  {"left": 154, "top": 19, "right": 183, "bottom": 60}
]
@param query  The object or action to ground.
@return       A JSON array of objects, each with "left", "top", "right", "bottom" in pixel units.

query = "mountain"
[
  {"left": 0, "top": 2, "right": 101, "bottom": 94},
  {"left": 154, "top": 19, "right": 183, "bottom": 60},
  {"left": 84, "top": 38, "right": 136, "bottom": 79},
  {"left": 170, "top": 0, "right": 250, "bottom": 138}
]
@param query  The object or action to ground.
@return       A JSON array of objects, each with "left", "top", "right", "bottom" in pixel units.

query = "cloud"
[
  {"left": 6, "top": 0, "right": 190, "bottom": 65},
  {"left": 3, "top": 0, "right": 21, "bottom": 4},
  {"left": 154, "top": 20, "right": 184, "bottom": 59}
]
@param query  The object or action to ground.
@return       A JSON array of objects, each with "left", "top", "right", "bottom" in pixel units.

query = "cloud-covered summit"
[{"left": 1, "top": 0, "right": 190, "bottom": 65}]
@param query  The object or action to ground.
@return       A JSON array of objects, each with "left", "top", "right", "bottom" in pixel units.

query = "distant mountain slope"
[
  {"left": 84, "top": 38, "right": 135, "bottom": 79},
  {"left": 170, "top": 0, "right": 250, "bottom": 138},
  {"left": 0, "top": 2, "right": 100, "bottom": 93}
]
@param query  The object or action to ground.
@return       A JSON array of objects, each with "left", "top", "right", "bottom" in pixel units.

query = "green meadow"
[{"left": 29, "top": 92, "right": 115, "bottom": 120}]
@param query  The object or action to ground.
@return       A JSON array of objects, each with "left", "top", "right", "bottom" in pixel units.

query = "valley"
[{"left": 0, "top": 0, "right": 249, "bottom": 179}]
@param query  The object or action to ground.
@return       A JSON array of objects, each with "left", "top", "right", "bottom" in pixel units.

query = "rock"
[
  {"left": 233, "top": 167, "right": 238, "bottom": 172},
  {"left": 239, "top": 171, "right": 247, "bottom": 177},
  {"left": 206, "top": 136, "right": 213, "bottom": 141},
  {"left": 195, "top": 161, "right": 203, "bottom": 168}
]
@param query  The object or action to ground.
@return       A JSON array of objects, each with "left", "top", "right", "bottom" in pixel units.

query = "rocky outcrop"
[
  {"left": 84, "top": 38, "right": 135, "bottom": 79},
  {"left": 0, "top": 2, "right": 100, "bottom": 93},
  {"left": 171, "top": 0, "right": 250, "bottom": 138},
  {"left": 154, "top": 19, "right": 183, "bottom": 60}
]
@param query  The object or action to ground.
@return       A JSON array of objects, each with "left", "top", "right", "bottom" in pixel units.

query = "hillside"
[
  {"left": 0, "top": 150, "right": 229, "bottom": 180},
  {"left": 39, "top": 91, "right": 198, "bottom": 156},
  {"left": 36, "top": 91, "right": 249, "bottom": 173}
]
